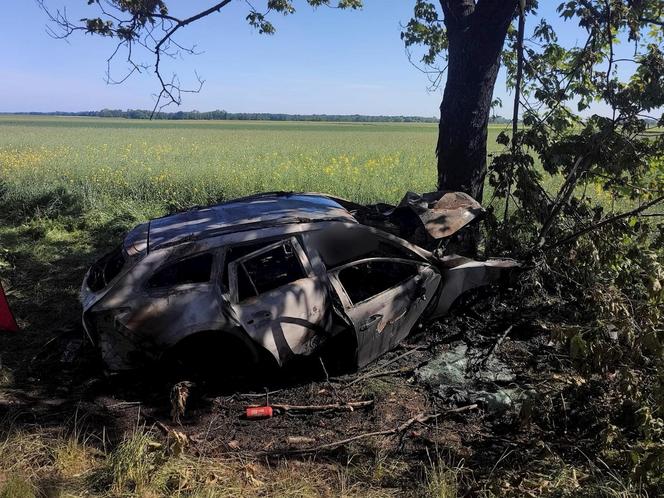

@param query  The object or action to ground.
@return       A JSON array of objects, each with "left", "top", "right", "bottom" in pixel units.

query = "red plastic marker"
[
  {"left": 246, "top": 406, "right": 274, "bottom": 419},
  {"left": 0, "top": 281, "right": 18, "bottom": 333}
]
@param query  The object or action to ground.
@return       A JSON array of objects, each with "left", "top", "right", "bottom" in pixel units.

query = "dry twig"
[
  {"left": 250, "top": 400, "right": 374, "bottom": 414},
  {"left": 343, "top": 346, "right": 425, "bottom": 388},
  {"left": 266, "top": 404, "right": 478, "bottom": 455}
]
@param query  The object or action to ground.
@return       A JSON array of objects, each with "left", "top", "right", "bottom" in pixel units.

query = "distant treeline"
[{"left": 8, "top": 109, "right": 514, "bottom": 124}]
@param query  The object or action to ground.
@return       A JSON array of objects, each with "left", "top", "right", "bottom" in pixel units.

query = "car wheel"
[{"left": 164, "top": 331, "right": 263, "bottom": 385}]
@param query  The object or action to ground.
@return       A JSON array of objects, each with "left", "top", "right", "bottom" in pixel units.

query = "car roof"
[{"left": 146, "top": 192, "right": 357, "bottom": 251}]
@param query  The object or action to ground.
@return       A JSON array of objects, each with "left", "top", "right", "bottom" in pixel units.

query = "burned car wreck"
[{"left": 81, "top": 191, "right": 517, "bottom": 373}]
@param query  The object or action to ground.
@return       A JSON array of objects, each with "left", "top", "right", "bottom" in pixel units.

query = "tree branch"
[
  {"left": 537, "top": 155, "right": 587, "bottom": 248},
  {"left": 639, "top": 17, "right": 664, "bottom": 27},
  {"left": 504, "top": 0, "right": 526, "bottom": 224},
  {"left": 542, "top": 195, "right": 664, "bottom": 252},
  {"left": 261, "top": 404, "right": 478, "bottom": 456}
]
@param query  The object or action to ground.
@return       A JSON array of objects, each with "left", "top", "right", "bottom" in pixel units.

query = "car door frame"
[
  {"left": 227, "top": 237, "right": 315, "bottom": 304},
  {"left": 327, "top": 257, "right": 441, "bottom": 368},
  {"left": 227, "top": 236, "right": 330, "bottom": 365}
]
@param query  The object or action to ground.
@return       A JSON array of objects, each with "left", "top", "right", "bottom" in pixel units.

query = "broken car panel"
[{"left": 81, "top": 192, "right": 518, "bottom": 372}]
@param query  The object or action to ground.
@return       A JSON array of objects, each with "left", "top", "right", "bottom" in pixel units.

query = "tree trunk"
[{"left": 437, "top": 0, "right": 518, "bottom": 202}]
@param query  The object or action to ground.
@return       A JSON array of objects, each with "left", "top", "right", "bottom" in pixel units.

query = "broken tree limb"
[
  {"left": 542, "top": 194, "right": 664, "bottom": 252},
  {"left": 347, "top": 366, "right": 418, "bottom": 383},
  {"left": 254, "top": 400, "right": 374, "bottom": 414},
  {"left": 270, "top": 404, "right": 478, "bottom": 455},
  {"left": 504, "top": 0, "right": 526, "bottom": 225},
  {"left": 537, "top": 155, "right": 587, "bottom": 248},
  {"left": 481, "top": 325, "right": 513, "bottom": 368},
  {"left": 319, "top": 357, "right": 345, "bottom": 404},
  {"left": 234, "top": 389, "right": 284, "bottom": 399},
  {"left": 344, "top": 346, "right": 426, "bottom": 388}
]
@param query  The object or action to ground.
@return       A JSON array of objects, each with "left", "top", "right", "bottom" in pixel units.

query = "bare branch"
[
  {"left": 404, "top": 47, "right": 447, "bottom": 91},
  {"left": 38, "top": 1, "right": 233, "bottom": 116}
]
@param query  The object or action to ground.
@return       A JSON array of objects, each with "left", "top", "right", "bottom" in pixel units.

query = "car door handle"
[
  {"left": 359, "top": 314, "right": 382, "bottom": 331},
  {"left": 247, "top": 310, "right": 271, "bottom": 325}
]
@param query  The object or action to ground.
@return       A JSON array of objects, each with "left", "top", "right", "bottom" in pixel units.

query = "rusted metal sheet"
[
  {"left": 399, "top": 191, "right": 485, "bottom": 239},
  {"left": 80, "top": 192, "right": 517, "bottom": 373},
  {"left": 348, "top": 191, "right": 484, "bottom": 248}
]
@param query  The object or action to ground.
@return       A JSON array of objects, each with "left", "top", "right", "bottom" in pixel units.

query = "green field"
[{"left": 0, "top": 115, "right": 512, "bottom": 219}]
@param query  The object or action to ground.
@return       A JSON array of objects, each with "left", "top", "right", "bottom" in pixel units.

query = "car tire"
[{"left": 164, "top": 331, "right": 266, "bottom": 386}]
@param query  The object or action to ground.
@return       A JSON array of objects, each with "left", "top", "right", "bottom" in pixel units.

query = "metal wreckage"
[{"left": 81, "top": 191, "right": 518, "bottom": 373}]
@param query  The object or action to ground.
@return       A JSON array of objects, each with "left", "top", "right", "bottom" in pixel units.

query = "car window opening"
[
  {"left": 338, "top": 260, "right": 418, "bottom": 305},
  {"left": 316, "top": 232, "right": 420, "bottom": 269},
  {"left": 148, "top": 253, "right": 213, "bottom": 288},
  {"left": 221, "top": 238, "right": 285, "bottom": 289},
  {"left": 237, "top": 242, "right": 307, "bottom": 301},
  {"left": 87, "top": 245, "right": 125, "bottom": 291}
]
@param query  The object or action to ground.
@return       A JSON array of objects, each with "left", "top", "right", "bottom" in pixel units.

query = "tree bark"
[{"left": 437, "top": 0, "right": 518, "bottom": 202}]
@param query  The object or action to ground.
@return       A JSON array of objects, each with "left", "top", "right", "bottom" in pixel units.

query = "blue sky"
[{"left": 0, "top": 1, "right": 617, "bottom": 116}]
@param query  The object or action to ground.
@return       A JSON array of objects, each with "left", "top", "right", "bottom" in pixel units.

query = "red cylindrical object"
[
  {"left": 0, "top": 282, "right": 18, "bottom": 333},
  {"left": 246, "top": 406, "right": 274, "bottom": 419}
]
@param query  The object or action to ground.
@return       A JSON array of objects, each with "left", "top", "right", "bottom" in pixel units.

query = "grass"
[{"left": 0, "top": 422, "right": 455, "bottom": 497}]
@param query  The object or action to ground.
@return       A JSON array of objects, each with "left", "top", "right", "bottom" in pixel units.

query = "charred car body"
[{"left": 81, "top": 192, "right": 517, "bottom": 373}]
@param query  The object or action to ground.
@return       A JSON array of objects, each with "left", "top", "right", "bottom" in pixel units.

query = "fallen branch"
[
  {"left": 29, "top": 326, "right": 78, "bottom": 363},
  {"left": 107, "top": 401, "right": 142, "bottom": 409},
  {"left": 257, "top": 400, "right": 374, "bottom": 414},
  {"left": 347, "top": 366, "right": 417, "bottom": 383},
  {"left": 344, "top": 346, "right": 425, "bottom": 388},
  {"left": 480, "top": 325, "right": 513, "bottom": 368},
  {"left": 234, "top": 389, "right": 284, "bottom": 399},
  {"left": 268, "top": 404, "right": 478, "bottom": 455},
  {"left": 319, "top": 357, "right": 344, "bottom": 404},
  {"left": 542, "top": 194, "right": 664, "bottom": 252},
  {"left": 537, "top": 155, "right": 587, "bottom": 248}
]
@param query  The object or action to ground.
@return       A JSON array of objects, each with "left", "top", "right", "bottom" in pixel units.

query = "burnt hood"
[{"left": 340, "top": 191, "right": 485, "bottom": 248}]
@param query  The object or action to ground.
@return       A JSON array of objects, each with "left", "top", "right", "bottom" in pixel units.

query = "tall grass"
[{"left": 0, "top": 419, "right": 446, "bottom": 497}]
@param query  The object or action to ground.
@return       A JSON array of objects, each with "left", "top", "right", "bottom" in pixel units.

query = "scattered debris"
[
  {"left": 350, "top": 190, "right": 485, "bottom": 246},
  {"left": 417, "top": 339, "right": 528, "bottom": 414},
  {"left": 286, "top": 436, "right": 316, "bottom": 446},
  {"left": 167, "top": 429, "right": 189, "bottom": 457},
  {"left": 269, "top": 400, "right": 374, "bottom": 414},
  {"left": 246, "top": 406, "right": 274, "bottom": 419},
  {"left": 269, "top": 404, "right": 478, "bottom": 455},
  {"left": 343, "top": 346, "right": 425, "bottom": 387},
  {"left": 152, "top": 418, "right": 190, "bottom": 456},
  {"left": 60, "top": 339, "right": 83, "bottom": 363}
]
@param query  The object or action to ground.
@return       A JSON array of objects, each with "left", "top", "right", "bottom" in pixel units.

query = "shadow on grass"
[{"left": 0, "top": 186, "right": 145, "bottom": 442}]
